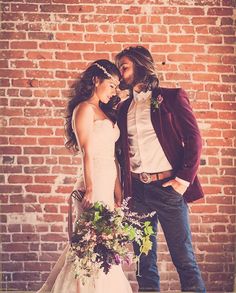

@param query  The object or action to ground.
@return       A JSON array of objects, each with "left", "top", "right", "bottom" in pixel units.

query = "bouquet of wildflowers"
[{"left": 69, "top": 199, "right": 154, "bottom": 285}]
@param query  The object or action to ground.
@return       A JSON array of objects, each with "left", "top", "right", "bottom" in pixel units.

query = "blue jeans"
[{"left": 131, "top": 177, "right": 206, "bottom": 292}]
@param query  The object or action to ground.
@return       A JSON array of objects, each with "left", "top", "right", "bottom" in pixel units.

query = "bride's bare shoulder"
[{"left": 74, "top": 102, "right": 95, "bottom": 119}]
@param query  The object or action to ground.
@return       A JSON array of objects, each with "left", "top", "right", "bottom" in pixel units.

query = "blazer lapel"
[
  {"left": 150, "top": 88, "right": 164, "bottom": 146},
  {"left": 119, "top": 95, "right": 133, "bottom": 135}
]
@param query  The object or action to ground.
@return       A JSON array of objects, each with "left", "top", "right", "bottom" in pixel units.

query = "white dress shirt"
[{"left": 127, "top": 90, "right": 189, "bottom": 186}]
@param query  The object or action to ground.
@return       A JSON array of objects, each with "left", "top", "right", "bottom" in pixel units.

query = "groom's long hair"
[{"left": 115, "top": 46, "right": 159, "bottom": 92}]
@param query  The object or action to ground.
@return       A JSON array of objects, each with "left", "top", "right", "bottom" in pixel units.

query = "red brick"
[
  {"left": 2, "top": 262, "right": 23, "bottom": 271},
  {"left": 197, "top": 35, "right": 223, "bottom": 44},
  {"left": 191, "top": 205, "right": 217, "bottom": 213},
  {"left": 29, "top": 32, "right": 54, "bottom": 40},
  {"left": 39, "top": 42, "right": 66, "bottom": 50},
  {"left": 223, "top": 36, "right": 235, "bottom": 44},
  {"left": 1, "top": 164, "right": 22, "bottom": 175},
  {"left": 13, "top": 272, "right": 40, "bottom": 281},
  {"left": 207, "top": 7, "right": 233, "bottom": 16},
  {"left": 179, "top": 7, "right": 204, "bottom": 15},
  {"left": 41, "top": 243, "right": 57, "bottom": 251},
  {"left": 208, "top": 65, "right": 233, "bottom": 73},
  {"left": 10, "top": 137, "right": 37, "bottom": 145},
  {"left": 0, "top": 31, "right": 26, "bottom": 40},
  {"left": 38, "top": 80, "right": 65, "bottom": 88},
  {"left": 40, "top": 4, "right": 66, "bottom": 12},
  {"left": 140, "top": 34, "right": 167, "bottom": 43},
  {"left": 25, "top": 204, "right": 42, "bottom": 213},
  {"left": 222, "top": 55, "right": 236, "bottom": 64},
  {"left": 55, "top": 51, "right": 81, "bottom": 60},
  {"left": 24, "top": 262, "right": 51, "bottom": 271},
  {"left": 11, "top": 4, "right": 38, "bottom": 12},
  {"left": 179, "top": 45, "right": 205, "bottom": 53},
  {"left": 22, "top": 224, "right": 35, "bottom": 232},
  {"left": 38, "top": 137, "right": 64, "bottom": 145},
  {"left": 26, "top": 127, "right": 53, "bottom": 136},
  {"left": 25, "top": 185, "right": 51, "bottom": 193},
  {"left": 34, "top": 176, "right": 56, "bottom": 184},
  {"left": 23, "top": 147, "right": 50, "bottom": 155},
  {"left": 222, "top": 75, "right": 236, "bottom": 83},
  {"left": 193, "top": 73, "right": 220, "bottom": 82},
  {"left": 209, "top": 45, "right": 234, "bottom": 54},
  {"left": 205, "top": 84, "right": 231, "bottom": 92},
  {"left": 209, "top": 26, "right": 235, "bottom": 36},
  {"left": 58, "top": 157, "right": 71, "bottom": 164},
  {"left": 17, "top": 156, "right": 30, "bottom": 164},
  {"left": 68, "top": 42, "right": 94, "bottom": 51},
  {"left": 37, "top": 118, "right": 64, "bottom": 126},
  {"left": 51, "top": 224, "right": 64, "bottom": 232},
  {"left": 1, "top": 204, "right": 24, "bottom": 212},
  {"left": 3, "top": 243, "right": 29, "bottom": 252},
  {"left": 39, "top": 252, "right": 60, "bottom": 262},
  {"left": 55, "top": 186, "right": 72, "bottom": 194},
  {"left": 8, "top": 175, "right": 33, "bottom": 184},
  {"left": 45, "top": 157, "right": 58, "bottom": 164},
  {"left": 85, "top": 34, "right": 112, "bottom": 42},
  {"left": 51, "top": 165, "right": 77, "bottom": 174},
  {"left": 44, "top": 204, "right": 58, "bottom": 213},
  {"left": 39, "top": 60, "right": 66, "bottom": 69},
  {"left": 55, "top": 32, "right": 83, "bottom": 41},
  {"left": 167, "top": 54, "right": 193, "bottom": 62},
  {"left": 163, "top": 15, "right": 189, "bottom": 24},
  {"left": 43, "top": 214, "right": 64, "bottom": 222},
  {"left": 39, "top": 196, "right": 65, "bottom": 204},
  {"left": 166, "top": 73, "right": 191, "bottom": 81}
]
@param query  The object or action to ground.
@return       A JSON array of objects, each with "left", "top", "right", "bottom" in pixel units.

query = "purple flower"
[
  {"left": 114, "top": 254, "right": 121, "bottom": 265},
  {"left": 124, "top": 255, "right": 132, "bottom": 266},
  {"left": 151, "top": 94, "right": 163, "bottom": 111}
]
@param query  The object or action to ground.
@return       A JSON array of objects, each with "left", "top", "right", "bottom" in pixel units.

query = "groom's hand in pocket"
[{"left": 162, "top": 179, "right": 187, "bottom": 195}]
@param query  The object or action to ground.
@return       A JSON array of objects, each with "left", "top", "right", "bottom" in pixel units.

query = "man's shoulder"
[
  {"left": 159, "top": 87, "right": 185, "bottom": 96},
  {"left": 157, "top": 87, "right": 189, "bottom": 104}
]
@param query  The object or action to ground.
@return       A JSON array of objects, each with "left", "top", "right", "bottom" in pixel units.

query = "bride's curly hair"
[{"left": 65, "top": 59, "right": 121, "bottom": 151}]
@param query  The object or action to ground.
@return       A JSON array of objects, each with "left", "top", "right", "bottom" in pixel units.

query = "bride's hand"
[
  {"left": 114, "top": 193, "right": 122, "bottom": 208},
  {"left": 81, "top": 190, "right": 93, "bottom": 209},
  {"left": 114, "top": 200, "right": 122, "bottom": 208}
]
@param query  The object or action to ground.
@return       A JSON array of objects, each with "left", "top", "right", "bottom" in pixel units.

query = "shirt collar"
[{"left": 133, "top": 90, "right": 152, "bottom": 101}]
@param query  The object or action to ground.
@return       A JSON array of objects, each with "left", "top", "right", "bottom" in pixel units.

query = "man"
[{"left": 115, "top": 46, "right": 206, "bottom": 292}]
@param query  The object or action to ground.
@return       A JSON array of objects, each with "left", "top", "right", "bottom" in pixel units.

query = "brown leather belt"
[{"left": 131, "top": 170, "right": 173, "bottom": 184}]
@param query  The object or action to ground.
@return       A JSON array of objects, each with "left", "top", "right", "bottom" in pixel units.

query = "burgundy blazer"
[{"left": 117, "top": 87, "right": 204, "bottom": 203}]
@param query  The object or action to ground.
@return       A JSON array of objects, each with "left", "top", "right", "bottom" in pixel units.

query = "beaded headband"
[{"left": 93, "top": 63, "right": 120, "bottom": 86}]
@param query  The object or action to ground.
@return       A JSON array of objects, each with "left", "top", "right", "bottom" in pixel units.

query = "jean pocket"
[{"left": 163, "top": 186, "right": 183, "bottom": 197}]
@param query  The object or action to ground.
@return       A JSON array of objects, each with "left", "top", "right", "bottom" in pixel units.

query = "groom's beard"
[
  {"left": 119, "top": 79, "right": 134, "bottom": 90},
  {"left": 119, "top": 70, "right": 141, "bottom": 90},
  {"left": 119, "top": 79, "right": 137, "bottom": 91}
]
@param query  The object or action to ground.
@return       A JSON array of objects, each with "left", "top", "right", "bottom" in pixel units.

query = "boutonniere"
[{"left": 151, "top": 94, "right": 163, "bottom": 111}]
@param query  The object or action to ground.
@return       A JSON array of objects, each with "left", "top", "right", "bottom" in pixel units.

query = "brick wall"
[{"left": 0, "top": 0, "right": 235, "bottom": 292}]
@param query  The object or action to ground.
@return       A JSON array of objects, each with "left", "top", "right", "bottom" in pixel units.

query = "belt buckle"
[{"left": 139, "top": 172, "right": 152, "bottom": 184}]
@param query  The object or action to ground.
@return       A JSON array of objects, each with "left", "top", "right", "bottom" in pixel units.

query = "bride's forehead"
[{"left": 102, "top": 77, "right": 120, "bottom": 86}]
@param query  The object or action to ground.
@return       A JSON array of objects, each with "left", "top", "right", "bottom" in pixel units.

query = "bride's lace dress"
[{"left": 36, "top": 115, "right": 133, "bottom": 293}]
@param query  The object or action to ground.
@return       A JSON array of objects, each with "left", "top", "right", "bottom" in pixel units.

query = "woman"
[{"left": 37, "top": 60, "right": 133, "bottom": 293}]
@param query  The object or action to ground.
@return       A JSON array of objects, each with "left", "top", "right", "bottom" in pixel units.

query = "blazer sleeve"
[{"left": 171, "top": 88, "right": 202, "bottom": 183}]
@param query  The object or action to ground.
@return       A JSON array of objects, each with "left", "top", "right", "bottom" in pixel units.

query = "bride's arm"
[
  {"left": 114, "top": 158, "right": 123, "bottom": 207},
  {"left": 73, "top": 103, "right": 94, "bottom": 209}
]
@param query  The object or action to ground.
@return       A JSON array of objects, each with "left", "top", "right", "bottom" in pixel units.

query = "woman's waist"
[{"left": 93, "top": 156, "right": 115, "bottom": 161}]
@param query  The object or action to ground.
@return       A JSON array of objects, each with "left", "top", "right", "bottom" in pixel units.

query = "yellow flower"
[{"left": 140, "top": 237, "right": 153, "bottom": 255}]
